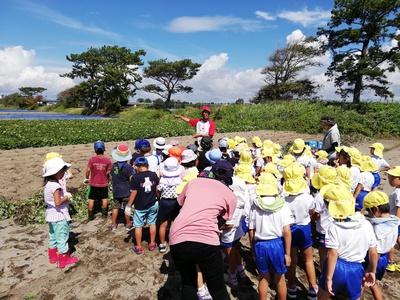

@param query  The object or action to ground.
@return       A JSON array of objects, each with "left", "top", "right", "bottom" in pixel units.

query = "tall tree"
[
  {"left": 143, "top": 59, "right": 201, "bottom": 107},
  {"left": 19, "top": 87, "right": 46, "bottom": 97},
  {"left": 62, "top": 46, "right": 145, "bottom": 114},
  {"left": 254, "top": 39, "right": 322, "bottom": 102},
  {"left": 318, "top": 0, "right": 400, "bottom": 103}
]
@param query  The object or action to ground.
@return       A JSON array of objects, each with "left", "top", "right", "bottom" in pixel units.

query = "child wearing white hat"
[{"left": 43, "top": 157, "right": 79, "bottom": 269}]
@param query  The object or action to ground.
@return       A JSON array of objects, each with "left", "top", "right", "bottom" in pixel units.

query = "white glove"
[
  {"left": 64, "top": 192, "right": 72, "bottom": 201},
  {"left": 124, "top": 206, "right": 132, "bottom": 216}
]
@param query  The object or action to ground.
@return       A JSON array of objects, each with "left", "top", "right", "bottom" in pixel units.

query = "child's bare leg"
[
  {"left": 111, "top": 208, "right": 118, "bottom": 226},
  {"left": 125, "top": 213, "right": 132, "bottom": 227},
  {"left": 274, "top": 273, "right": 287, "bottom": 300},
  {"left": 303, "top": 247, "right": 317, "bottom": 289},
  {"left": 258, "top": 274, "right": 270, "bottom": 300},
  {"left": 197, "top": 265, "right": 204, "bottom": 289},
  {"left": 135, "top": 227, "right": 143, "bottom": 248},
  {"left": 149, "top": 224, "right": 156, "bottom": 244},
  {"left": 101, "top": 198, "right": 109, "bottom": 209},
  {"left": 159, "top": 220, "right": 168, "bottom": 244},
  {"left": 87, "top": 199, "right": 95, "bottom": 220},
  {"left": 288, "top": 247, "right": 298, "bottom": 289},
  {"left": 370, "top": 284, "right": 383, "bottom": 300}
]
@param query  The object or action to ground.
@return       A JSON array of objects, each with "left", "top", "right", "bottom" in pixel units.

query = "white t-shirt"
[
  {"left": 350, "top": 166, "right": 361, "bottom": 193},
  {"left": 244, "top": 183, "right": 257, "bottom": 217},
  {"left": 359, "top": 171, "right": 375, "bottom": 192},
  {"left": 296, "top": 155, "right": 311, "bottom": 169},
  {"left": 144, "top": 154, "right": 161, "bottom": 175},
  {"left": 249, "top": 202, "right": 294, "bottom": 241},
  {"left": 371, "top": 155, "right": 390, "bottom": 171},
  {"left": 322, "top": 124, "right": 341, "bottom": 158},
  {"left": 389, "top": 188, "right": 400, "bottom": 216},
  {"left": 285, "top": 192, "right": 315, "bottom": 225},
  {"left": 369, "top": 217, "right": 400, "bottom": 254},
  {"left": 313, "top": 192, "right": 333, "bottom": 234},
  {"left": 196, "top": 120, "right": 211, "bottom": 144},
  {"left": 325, "top": 216, "right": 377, "bottom": 263}
]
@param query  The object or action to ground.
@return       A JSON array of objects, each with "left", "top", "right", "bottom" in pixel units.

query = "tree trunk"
[
  {"left": 165, "top": 91, "right": 172, "bottom": 109},
  {"left": 353, "top": 39, "right": 369, "bottom": 104},
  {"left": 353, "top": 76, "right": 362, "bottom": 104}
]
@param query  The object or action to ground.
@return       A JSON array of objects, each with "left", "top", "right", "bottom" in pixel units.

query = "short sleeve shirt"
[
  {"left": 371, "top": 155, "right": 390, "bottom": 171},
  {"left": 389, "top": 188, "right": 400, "bottom": 216},
  {"left": 44, "top": 181, "right": 71, "bottom": 222},
  {"left": 322, "top": 124, "right": 341, "bottom": 156},
  {"left": 359, "top": 171, "right": 375, "bottom": 192},
  {"left": 88, "top": 155, "right": 112, "bottom": 187},
  {"left": 285, "top": 193, "right": 315, "bottom": 225},
  {"left": 130, "top": 171, "right": 159, "bottom": 210},
  {"left": 111, "top": 162, "right": 135, "bottom": 198}
]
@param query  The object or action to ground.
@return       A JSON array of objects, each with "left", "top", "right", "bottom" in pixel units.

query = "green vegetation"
[{"left": 1, "top": 102, "right": 400, "bottom": 150}]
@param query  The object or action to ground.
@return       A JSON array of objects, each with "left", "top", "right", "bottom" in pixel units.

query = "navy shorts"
[
  {"left": 291, "top": 223, "right": 312, "bottom": 249},
  {"left": 255, "top": 238, "right": 287, "bottom": 275},
  {"left": 88, "top": 186, "right": 109, "bottom": 200},
  {"left": 355, "top": 190, "right": 368, "bottom": 211},
  {"left": 157, "top": 198, "right": 180, "bottom": 222},
  {"left": 319, "top": 258, "right": 364, "bottom": 300},
  {"left": 363, "top": 252, "right": 389, "bottom": 281}
]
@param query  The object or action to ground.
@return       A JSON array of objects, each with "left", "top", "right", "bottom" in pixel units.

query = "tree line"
[{"left": 1, "top": 0, "right": 399, "bottom": 113}]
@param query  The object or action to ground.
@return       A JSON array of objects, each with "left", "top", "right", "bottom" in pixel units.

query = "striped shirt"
[{"left": 44, "top": 181, "right": 71, "bottom": 222}]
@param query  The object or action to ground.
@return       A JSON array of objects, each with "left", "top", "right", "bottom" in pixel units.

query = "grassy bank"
[{"left": 1, "top": 101, "right": 399, "bottom": 150}]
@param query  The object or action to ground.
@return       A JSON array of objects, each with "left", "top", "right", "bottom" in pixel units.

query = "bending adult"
[
  {"left": 175, "top": 106, "right": 216, "bottom": 145},
  {"left": 169, "top": 160, "right": 237, "bottom": 300},
  {"left": 320, "top": 116, "right": 341, "bottom": 160}
]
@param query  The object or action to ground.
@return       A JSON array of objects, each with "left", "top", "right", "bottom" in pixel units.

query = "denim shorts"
[{"left": 133, "top": 202, "right": 159, "bottom": 227}]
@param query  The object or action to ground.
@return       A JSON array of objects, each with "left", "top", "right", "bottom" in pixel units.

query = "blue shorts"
[
  {"left": 363, "top": 252, "right": 389, "bottom": 281},
  {"left": 372, "top": 172, "right": 381, "bottom": 189},
  {"left": 133, "top": 202, "right": 159, "bottom": 227},
  {"left": 255, "top": 238, "right": 287, "bottom": 275},
  {"left": 220, "top": 238, "right": 240, "bottom": 249},
  {"left": 355, "top": 190, "right": 369, "bottom": 211},
  {"left": 290, "top": 223, "right": 312, "bottom": 249},
  {"left": 319, "top": 258, "right": 364, "bottom": 300}
]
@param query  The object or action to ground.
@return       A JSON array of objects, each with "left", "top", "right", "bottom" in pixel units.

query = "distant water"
[{"left": 0, "top": 109, "right": 106, "bottom": 120}]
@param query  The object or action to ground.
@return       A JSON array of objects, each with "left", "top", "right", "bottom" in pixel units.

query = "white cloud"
[
  {"left": 167, "top": 16, "right": 262, "bottom": 33},
  {"left": 0, "top": 46, "right": 75, "bottom": 98},
  {"left": 255, "top": 10, "right": 276, "bottom": 21},
  {"left": 286, "top": 29, "right": 306, "bottom": 44},
  {"left": 278, "top": 8, "right": 331, "bottom": 27},
  {"left": 17, "top": 0, "right": 119, "bottom": 39}
]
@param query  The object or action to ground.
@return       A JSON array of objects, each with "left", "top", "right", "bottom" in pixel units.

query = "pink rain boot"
[
  {"left": 58, "top": 253, "right": 79, "bottom": 269},
  {"left": 48, "top": 248, "right": 58, "bottom": 264}
]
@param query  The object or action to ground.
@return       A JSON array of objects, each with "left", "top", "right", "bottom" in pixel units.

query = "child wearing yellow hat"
[
  {"left": 283, "top": 163, "right": 318, "bottom": 299},
  {"left": 336, "top": 165, "right": 352, "bottom": 191},
  {"left": 336, "top": 147, "right": 361, "bottom": 193},
  {"left": 354, "top": 156, "right": 378, "bottom": 211},
  {"left": 314, "top": 150, "right": 329, "bottom": 175},
  {"left": 290, "top": 138, "right": 312, "bottom": 179},
  {"left": 369, "top": 143, "right": 390, "bottom": 172},
  {"left": 386, "top": 166, "right": 400, "bottom": 272},
  {"left": 249, "top": 183, "right": 293, "bottom": 300},
  {"left": 251, "top": 136, "right": 263, "bottom": 160},
  {"left": 362, "top": 191, "right": 400, "bottom": 299},
  {"left": 318, "top": 185, "right": 378, "bottom": 300},
  {"left": 310, "top": 166, "right": 337, "bottom": 269}
]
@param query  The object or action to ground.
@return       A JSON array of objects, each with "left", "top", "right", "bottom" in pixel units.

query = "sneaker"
[
  {"left": 197, "top": 284, "right": 212, "bottom": 300},
  {"left": 132, "top": 245, "right": 143, "bottom": 255},
  {"left": 288, "top": 287, "right": 298, "bottom": 299},
  {"left": 159, "top": 243, "right": 167, "bottom": 253},
  {"left": 148, "top": 243, "right": 157, "bottom": 251},
  {"left": 386, "top": 262, "right": 397, "bottom": 272},
  {"left": 109, "top": 224, "right": 117, "bottom": 232}
]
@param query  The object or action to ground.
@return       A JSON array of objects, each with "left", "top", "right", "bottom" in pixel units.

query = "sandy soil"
[{"left": 1, "top": 130, "right": 400, "bottom": 299}]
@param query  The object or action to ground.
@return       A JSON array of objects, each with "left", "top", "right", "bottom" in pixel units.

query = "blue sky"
[{"left": 0, "top": 0, "right": 399, "bottom": 101}]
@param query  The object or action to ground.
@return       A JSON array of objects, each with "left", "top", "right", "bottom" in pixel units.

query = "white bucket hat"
[
  {"left": 162, "top": 157, "right": 181, "bottom": 177},
  {"left": 43, "top": 157, "right": 71, "bottom": 177},
  {"left": 181, "top": 149, "right": 198, "bottom": 164},
  {"left": 112, "top": 144, "right": 132, "bottom": 162},
  {"left": 153, "top": 137, "right": 166, "bottom": 150}
]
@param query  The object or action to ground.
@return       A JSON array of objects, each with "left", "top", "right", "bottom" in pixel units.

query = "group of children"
[{"left": 42, "top": 135, "right": 400, "bottom": 300}]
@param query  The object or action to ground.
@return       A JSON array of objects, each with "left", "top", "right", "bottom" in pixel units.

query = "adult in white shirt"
[{"left": 320, "top": 116, "right": 341, "bottom": 160}]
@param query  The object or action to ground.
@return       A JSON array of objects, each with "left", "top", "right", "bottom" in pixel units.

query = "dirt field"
[{"left": 0, "top": 130, "right": 399, "bottom": 299}]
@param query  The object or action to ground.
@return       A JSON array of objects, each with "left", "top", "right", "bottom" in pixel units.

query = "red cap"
[{"left": 200, "top": 105, "right": 211, "bottom": 113}]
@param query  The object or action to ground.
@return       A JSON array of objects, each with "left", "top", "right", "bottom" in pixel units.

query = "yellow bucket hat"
[
  {"left": 235, "top": 164, "right": 255, "bottom": 183},
  {"left": 336, "top": 165, "right": 352, "bottom": 189},
  {"left": 363, "top": 191, "right": 389, "bottom": 209},
  {"left": 239, "top": 150, "right": 253, "bottom": 165},
  {"left": 320, "top": 184, "right": 355, "bottom": 219},
  {"left": 258, "top": 172, "right": 278, "bottom": 185},
  {"left": 176, "top": 170, "right": 199, "bottom": 195},
  {"left": 290, "top": 138, "right": 306, "bottom": 154},
  {"left": 263, "top": 139, "right": 274, "bottom": 149},
  {"left": 369, "top": 143, "right": 384, "bottom": 159},
  {"left": 304, "top": 145, "right": 313, "bottom": 158},
  {"left": 386, "top": 166, "right": 400, "bottom": 177},
  {"left": 252, "top": 136, "right": 263, "bottom": 148},
  {"left": 348, "top": 147, "right": 362, "bottom": 167},
  {"left": 256, "top": 183, "right": 279, "bottom": 196},
  {"left": 262, "top": 163, "right": 281, "bottom": 178},
  {"left": 45, "top": 152, "right": 62, "bottom": 162},
  {"left": 315, "top": 150, "right": 328, "bottom": 161},
  {"left": 262, "top": 147, "right": 275, "bottom": 158},
  {"left": 234, "top": 136, "right": 247, "bottom": 145},
  {"left": 227, "top": 138, "right": 236, "bottom": 150},
  {"left": 311, "top": 166, "right": 337, "bottom": 190},
  {"left": 360, "top": 155, "right": 378, "bottom": 172},
  {"left": 278, "top": 154, "right": 296, "bottom": 168},
  {"left": 283, "top": 163, "right": 307, "bottom": 195}
]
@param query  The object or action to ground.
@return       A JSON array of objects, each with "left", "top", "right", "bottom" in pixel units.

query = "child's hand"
[
  {"left": 326, "top": 278, "right": 335, "bottom": 296},
  {"left": 124, "top": 206, "right": 132, "bottom": 216},
  {"left": 363, "top": 272, "right": 376, "bottom": 287},
  {"left": 285, "top": 254, "right": 291, "bottom": 267}
]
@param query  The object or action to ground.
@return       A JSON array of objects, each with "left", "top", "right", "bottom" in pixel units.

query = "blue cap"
[
  {"left": 134, "top": 139, "right": 144, "bottom": 150},
  {"left": 137, "top": 139, "right": 150, "bottom": 150},
  {"left": 205, "top": 149, "right": 222, "bottom": 165},
  {"left": 134, "top": 156, "right": 148, "bottom": 165},
  {"left": 94, "top": 140, "right": 105, "bottom": 152}
]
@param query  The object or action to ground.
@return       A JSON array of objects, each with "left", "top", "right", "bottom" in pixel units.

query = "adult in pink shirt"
[
  {"left": 175, "top": 106, "right": 216, "bottom": 145},
  {"left": 169, "top": 160, "right": 237, "bottom": 300}
]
